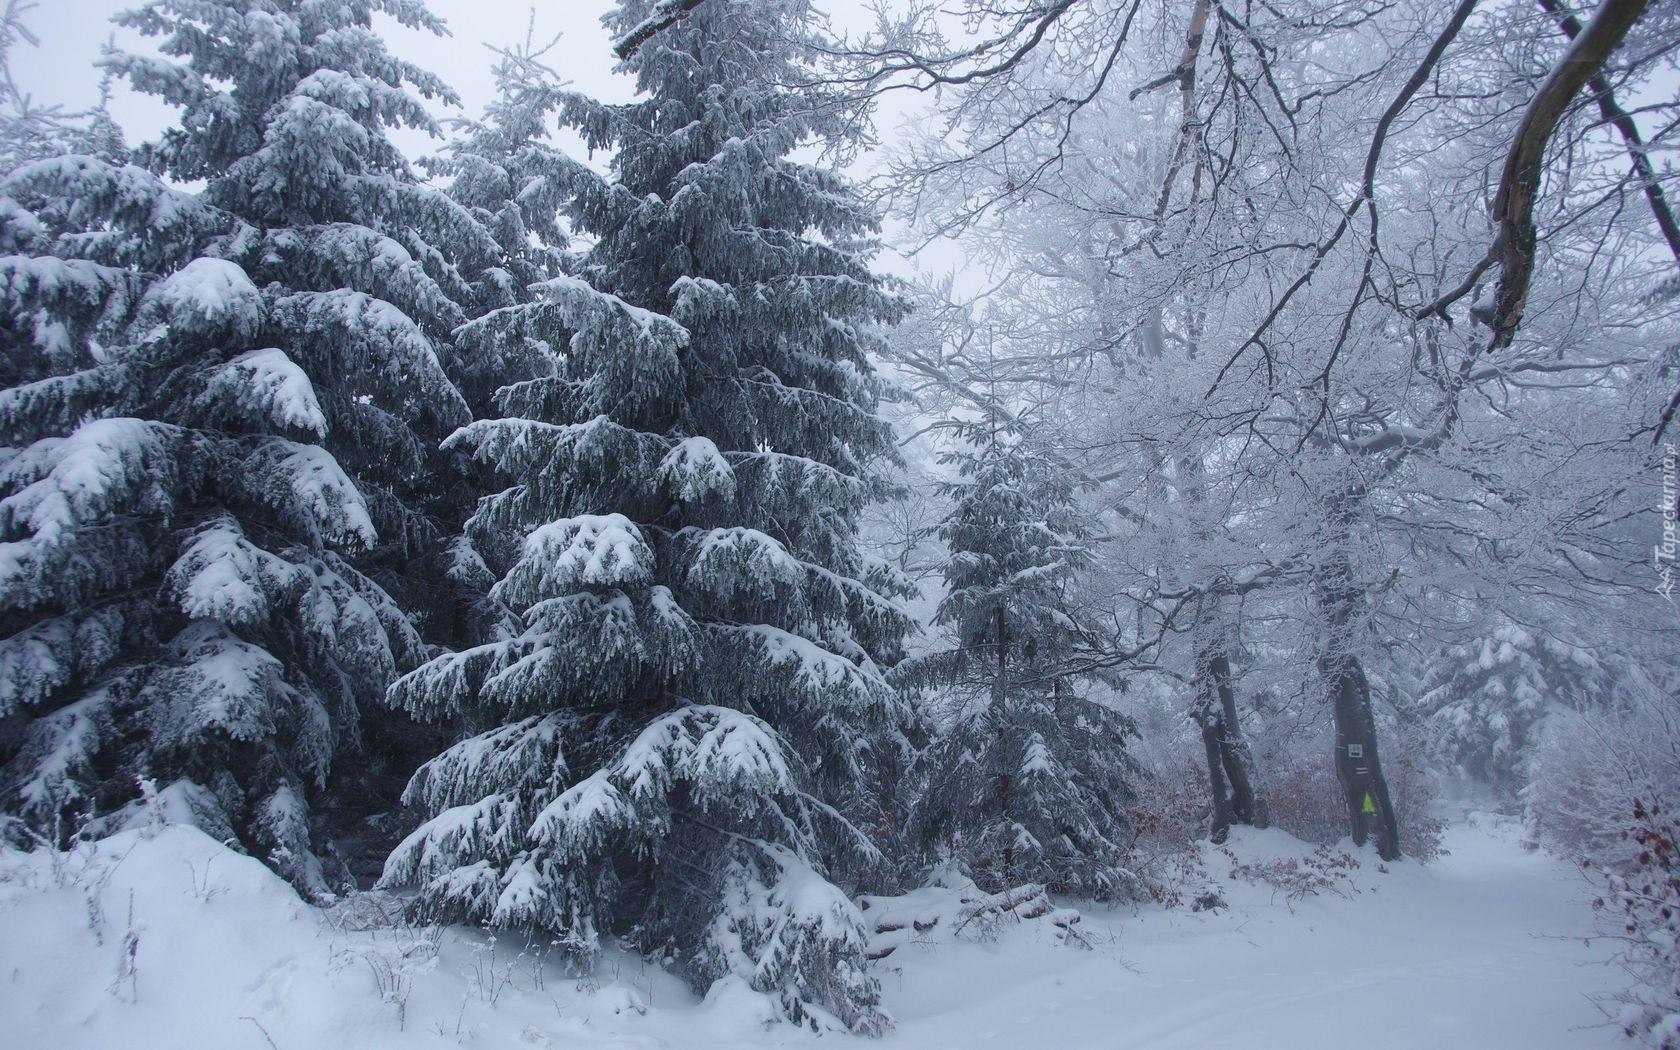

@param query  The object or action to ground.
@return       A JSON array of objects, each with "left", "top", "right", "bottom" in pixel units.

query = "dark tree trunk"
[
  {"left": 1485, "top": 0, "right": 1649, "bottom": 349},
  {"left": 1320, "top": 648, "right": 1400, "bottom": 860},
  {"left": 1195, "top": 640, "right": 1268, "bottom": 843},
  {"left": 1197, "top": 691, "right": 1235, "bottom": 844},
  {"left": 1314, "top": 540, "right": 1402, "bottom": 861},
  {"left": 1207, "top": 652, "right": 1267, "bottom": 829},
  {"left": 1179, "top": 445, "right": 1269, "bottom": 844}
]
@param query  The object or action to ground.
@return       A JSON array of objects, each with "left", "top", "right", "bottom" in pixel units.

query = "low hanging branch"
[
  {"left": 614, "top": 0, "right": 707, "bottom": 60},
  {"left": 1536, "top": 0, "right": 1680, "bottom": 443},
  {"left": 1484, "top": 0, "right": 1648, "bottom": 349},
  {"left": 1538, "top": 0, "right": 1680, "bottom": 267}
]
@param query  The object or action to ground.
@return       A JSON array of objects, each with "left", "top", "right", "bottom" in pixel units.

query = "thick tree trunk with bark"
[
  {"left": 1180, "top": 445, "right": 1269, "bottom": 844},
  {"left": 1196, "top": 689, "right": 1235, "bottom": 843},
  {"left": 1320, "top": 646, "right": 1401, "bottom": 861},
  {"left": 1195, "top": 642, "right": 1268, "bottom": 843},
  {"left": 1314, "top": 533, "right": 1402, "bottom": 861},
  {"left": 1486, "top": 0, "right": 1649, "bottom": 348},
  {"left": 1207, "top": 651, "right": 1266, "bottom": 828}
]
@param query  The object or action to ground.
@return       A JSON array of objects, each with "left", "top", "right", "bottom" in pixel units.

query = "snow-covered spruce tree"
[
  {"left": 1418, "top": 620, "right": 1607, "bottom": 802},
  {"left": 381, "top": 0, "right": 914, "bottom": 1032},
  {"left": 896, "top": 420, "right": 1140, "bottom": 899},
  {"left": 392, "top": 30, "right": 583, "bottom": 678},
  {"left": 0, "top": 0, "right": 489, "bottom": 892},
  {"left": 431, "top": 30, "right": 575, "bottom": 418}
]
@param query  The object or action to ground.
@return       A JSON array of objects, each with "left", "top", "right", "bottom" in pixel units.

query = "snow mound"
[
  {"left": 144, "top": 258, "right": 262, "bottom": 338},
  {"left": 0, "top": 824, "right": 788, "bottom": 1049}
]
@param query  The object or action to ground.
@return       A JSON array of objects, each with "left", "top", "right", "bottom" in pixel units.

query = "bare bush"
[
  {"left": 1125, "top": 742, "right": 1213, "bottom": 908},
  {"left": 1527, "top": 691, "right": 1680, "bottom": 866},
  {"left": 1588, "top": 799, "right": 1680, "bottom": 1048},
  {"left": 1219, "top": 845, "right": 1362, "bottom": 912}
]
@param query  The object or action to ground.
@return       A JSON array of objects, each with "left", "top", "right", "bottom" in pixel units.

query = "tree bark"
[
  {"left": 1195, "top": 641, "right": 1267, "bottom": 843},
  {"left": 1196, "top": 679, "right": 1235, "bottom": 844},
  {"left": 1207, "top": 652, "right": 1266, "bottom": 829},
  {"left": 1319, "top": 642, "right": 1400, "bottom": 860},
  {"left": 1486, "top": 0, "right": 1649, "bottom": 347},
  {"left": 1179, "top": 445, "right": 1268, "bottom": 843},
  {"left": 1313, "top": 527, "right": 1401, "bottom": 861},
  {"left": 1538, "top": 0, "right": 1680, "bottom": 267},
  {"left": 614, "top": 0, "right": 709, "bottom": 60}
]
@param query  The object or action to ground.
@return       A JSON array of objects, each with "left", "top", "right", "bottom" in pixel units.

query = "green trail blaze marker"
[{"left": 1361, "top": 792, "right": 1377, "bottom": 815}]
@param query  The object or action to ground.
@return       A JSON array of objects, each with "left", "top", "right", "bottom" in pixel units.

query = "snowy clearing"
[{"left": 0, "top": 815, "right": 1618, "bottom": 1050}]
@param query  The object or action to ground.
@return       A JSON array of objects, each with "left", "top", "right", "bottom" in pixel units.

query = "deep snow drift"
[{"left": 0, "top": 816, "right": 1619, "bottom": 1049}]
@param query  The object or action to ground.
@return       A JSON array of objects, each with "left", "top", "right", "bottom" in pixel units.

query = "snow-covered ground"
[{"left": 0, "top": 816, "right": 1620, "bottom": 1049}]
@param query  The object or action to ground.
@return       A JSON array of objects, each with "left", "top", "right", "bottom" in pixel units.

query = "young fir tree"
[
  {"left": 401, "top": 29, "right": 582, "bottom": 671},
  {"left": 896, "top": 420, "right": 1140, "bottom": 899},
  {"left": 0, "top": 2, "right": 124, "bottom": 172},
  {"left": 1418, "top": 620, "right": 1607, "bottom": 801},
  {"left": 431, "top": 29, "right": 575, "bottom": 418},
  {"left": 0, "top": 0, "right": 489, "bottom": 893},
  {"left": 381, "top": 0, "right": 914, "bottom": 1032}
]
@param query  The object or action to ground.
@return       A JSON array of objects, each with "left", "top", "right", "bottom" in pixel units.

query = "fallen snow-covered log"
[{"left": 859, "top": 879, "right": 1086, "bottom": 959}]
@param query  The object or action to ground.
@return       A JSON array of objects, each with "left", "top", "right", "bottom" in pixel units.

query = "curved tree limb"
[
  {"left": 1485, "top": 0, "right": 1649, "bottom": 349},
  {"left": 614, "top": 0, "right": 708, "bottom": 61},
  {"left": 1538, "top": 0, "right": 1680, "bottom": 267}
]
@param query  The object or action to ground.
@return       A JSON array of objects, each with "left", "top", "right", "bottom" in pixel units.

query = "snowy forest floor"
[{"left": 0, "top": 814, "right": 1621, "bottom": 1049}]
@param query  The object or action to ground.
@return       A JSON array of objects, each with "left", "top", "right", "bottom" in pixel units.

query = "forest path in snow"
[
  {"left": 0, "top": 817, "right": 1620, "bottom": 1050},
  {"left": 879, "top": 815, "right": 1620, "bottom": 1050}
]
